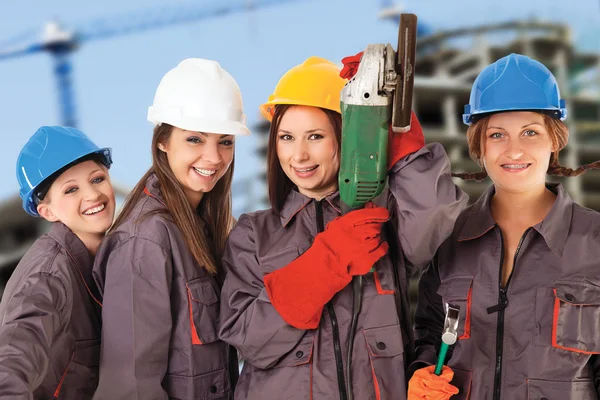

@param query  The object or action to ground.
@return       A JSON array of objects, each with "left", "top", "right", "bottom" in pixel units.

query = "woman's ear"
[{"left": 37, "top": 203, "right": 59, "bottom": 222}]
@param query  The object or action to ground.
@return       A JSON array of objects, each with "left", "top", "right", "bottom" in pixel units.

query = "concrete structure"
[{"left": 250, "top": 19, "right": 600, "bottom": 314}]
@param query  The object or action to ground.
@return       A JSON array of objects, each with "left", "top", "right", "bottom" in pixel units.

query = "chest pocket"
[
  {"left": 259, "top": 246, "right": 300, "bottom": 275},
  {"left": 550, "top": 280, "right": 600, "bottom": 354},
  {"left": 437, "top": 276, "right": 474, "bottom": 340},
  {"left": 186, "top": 278, "right": 220, "bottom": 345}
]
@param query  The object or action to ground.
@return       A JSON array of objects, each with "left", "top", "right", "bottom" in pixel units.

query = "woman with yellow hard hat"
[{"left": 218, "top": 55, "right": 467, "bottom": 399}]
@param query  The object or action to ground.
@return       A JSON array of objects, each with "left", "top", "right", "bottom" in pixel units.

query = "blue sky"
[{"left": 0, "top": 0, "right": 598, "bottom": 213}]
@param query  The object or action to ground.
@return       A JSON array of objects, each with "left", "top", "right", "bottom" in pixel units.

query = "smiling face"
[
  {"left": 482, "top": 111, "right": 556, "bottom": 194},
  {"left": 37, "top": 160, "right": 116, "bottom": 238},
  {"left": 275, "top": 105, "right": 340, "bottom": 199},
  {"left": 158, "top": 127, "right": 235, "bottom": 207}
]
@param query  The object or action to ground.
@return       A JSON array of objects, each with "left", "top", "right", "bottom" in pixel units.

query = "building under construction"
[
  {"left": 412, "top": 19, "right": 600, "bottom": 208},
  {"left": 252, "top": 18, "right": 600, "bottom": 311},
  {"left": 255, "top": 20, "right": 600, "bottom": 211},
  {"left": 0, "top": 19, "right": 598, "bottom": 300}
]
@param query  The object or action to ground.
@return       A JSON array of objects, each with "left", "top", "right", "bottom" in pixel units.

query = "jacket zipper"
[
  {"left": 488, "top": 226, "right": 531, "bottom": 400},
  {"left": 315, "top": 200, "right": 348, "bottom": 400}
]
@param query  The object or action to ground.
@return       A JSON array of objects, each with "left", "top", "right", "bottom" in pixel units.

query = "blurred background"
[{"left": 0, "top": 0, "right": 598, "bottom": 300}]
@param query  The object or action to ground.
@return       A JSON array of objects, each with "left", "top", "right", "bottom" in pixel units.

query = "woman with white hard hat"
[{"left": 92, "top": 58, "right": 248, "bottom": 400}]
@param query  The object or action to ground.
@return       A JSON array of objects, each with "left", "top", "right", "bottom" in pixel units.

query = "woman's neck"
[
  {"left": 491, "top": 184, "right": 557, "bottom": 226},
  {"left": 77, "top": 232, "right": 105, "bottom": 256}
]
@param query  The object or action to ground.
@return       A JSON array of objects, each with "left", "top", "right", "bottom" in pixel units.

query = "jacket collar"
[
  {"left": 48, "top": 222, "right": 101, "bottom": 303},
  {"left": 458, "top": 183, "right": 573, "bottom": 256},
  {"left": 48, "top": 222, "right": 92, "bottom": 269},
  {"left": 279, "top": 189, "right": 341, "bottom": 227},
  {"left": 143, "top": 173, "right": 167, "bottom": 207}
]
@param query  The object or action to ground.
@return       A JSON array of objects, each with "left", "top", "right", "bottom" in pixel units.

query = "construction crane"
[
  {"left": 378, "top": 0, "right": 433, "bottom": 37},
  {"left": 0, "top": 0, "right": 305, "bottom": 128}
]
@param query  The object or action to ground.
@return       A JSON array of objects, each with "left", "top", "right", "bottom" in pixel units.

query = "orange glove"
[
  {"left": 408, "top": 365, "right": 459, "bottom": 400},
  {"left": 340, "top": 51, "right": 364, "bottom": 79},
  {"left": 265, "top": 203, "right": 389, "bottom": 329},
  {"left": 388, "top": 111, "right": 425, "bottom": 171}
]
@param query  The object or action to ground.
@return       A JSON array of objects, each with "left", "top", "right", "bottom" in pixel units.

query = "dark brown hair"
[
  {"left": 110, "top": 124, "right": 234, "bottom": 274},
  {"left": 452, "top": 113, "right": 600, "bottom": 181},
  {"left": 267, "top": 104, "right": 342, "bottom": 213}
]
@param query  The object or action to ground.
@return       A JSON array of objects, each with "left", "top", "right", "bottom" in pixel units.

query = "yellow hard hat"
[{"left": 260, "top": 56, "right": 347, "bottom": 121}]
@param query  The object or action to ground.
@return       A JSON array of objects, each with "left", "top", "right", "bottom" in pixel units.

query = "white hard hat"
[{"left": 147, "top": 58, "right": 250, "bottom": 136}]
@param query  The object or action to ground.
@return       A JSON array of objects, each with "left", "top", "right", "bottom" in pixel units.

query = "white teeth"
[
  {"left": 295, "top": 166, "right": 317, "bottom": 173},
  {"left": 502, "top": 164, "right": 529, "bottom": 169},
  {"left": 83, "top": 204, "right": 105, "bottom": 215},
  {"left": 193, "top": 167, "right": 216, "bottom": 177}
]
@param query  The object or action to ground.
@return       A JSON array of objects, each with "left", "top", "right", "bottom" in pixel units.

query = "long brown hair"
[
  {"left": 267, "top": 104, "right": 342, "bottom": 213},
  {"left": 452, "top": 113, "right": 600, "bottom": 181},
  {"left": 110, "top": 124, "right": 234, "bottom": 274}
]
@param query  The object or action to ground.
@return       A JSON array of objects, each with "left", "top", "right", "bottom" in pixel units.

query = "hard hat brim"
[
  {"left": 259, "top": 99, "right": 341, "bottom": 122},
  {"left": 463, "top": 107, "right": 567, "bottom": 125},
  {"left": 148, "top": 111, "right": 250, "bottom": 136}
]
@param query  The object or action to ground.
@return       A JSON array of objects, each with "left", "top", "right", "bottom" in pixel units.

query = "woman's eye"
[
  {"left": 64, "top": 187, "right": 77, "bottom": 195},
  {"left": 279, "top": 134, "right": 292, "bottom": 141},
  {"left": 91, "top": 176, "right": 105, "bottom": 184},
  {"left": 523, "top": 129, "right": 538, "bottom": 137},
  {"left": 308, "top": 134, "right": 323, "bottom": 140},
  {"left": 220, "top": 140, "right": 234, "bottom": 146},
  {"left": 187, "top": 137, "right": 202, "bottom": 144},
  {"left": 490, "top": 132, "right": 503, "bottom": 139}
]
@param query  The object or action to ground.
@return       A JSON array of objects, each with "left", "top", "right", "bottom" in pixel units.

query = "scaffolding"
[
  {"left": 250, "top": 19, "right": 600, "bottom": 315},
  {"left": 412, "top": 19, "right": 600, "bottom": 207}
]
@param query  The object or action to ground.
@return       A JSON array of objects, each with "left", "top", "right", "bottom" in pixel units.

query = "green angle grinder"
[{"left": 338, "top": 13, "right": 418, "bottom": 400}]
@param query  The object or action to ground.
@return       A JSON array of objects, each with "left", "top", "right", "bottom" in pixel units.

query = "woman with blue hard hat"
[
  {"left": 0, "top": 126, "right": 115, "bottom": 399},
  {"left": 92, "top": 58, "right": 248, "bottom": 400},
  {"left": 408, "top": 53, "right": 600, "bottom": 399}
]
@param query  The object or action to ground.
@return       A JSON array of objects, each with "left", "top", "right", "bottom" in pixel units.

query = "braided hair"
[{"left": 451, "top": 114, "right": 600, "bottom": 180}]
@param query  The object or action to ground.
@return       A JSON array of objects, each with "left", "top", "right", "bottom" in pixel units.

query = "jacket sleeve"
[
  {"left": 388, "top": 142, "right": 468, "bottom": 271},
  {"left": 218, "top": 216, "right": 306, "bottom": 369},
  {"left": 408, "top": 254, "right": 445, "bottom": 376},
  {"left": 93, "top": 236, "right": 173, "bottom": 400},
  {"left": 0, "top": 272, "right": 70, "bottom": 398}
]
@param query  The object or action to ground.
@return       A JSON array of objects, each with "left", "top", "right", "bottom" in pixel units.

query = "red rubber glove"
[
  {"left": 388, "top": 111, "right": 425, "bottom": 171},
  {"left": 264, "top": 203, "right": 389, "bottom": 330},
  {"left": 408, "top": 365, "right": 459, "bottom": 400},
  {"left": 340, "top": 51, "right": 364, "bottom": 79}
]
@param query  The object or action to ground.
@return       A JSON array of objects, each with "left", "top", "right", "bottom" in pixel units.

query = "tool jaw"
[{"left": 340, "top": 44, "right": 396, "bottom": 108}]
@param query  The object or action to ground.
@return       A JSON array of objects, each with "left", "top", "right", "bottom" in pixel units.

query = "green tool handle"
[{"left": 434, "top": 342, "right": 449, "bottom": 375}]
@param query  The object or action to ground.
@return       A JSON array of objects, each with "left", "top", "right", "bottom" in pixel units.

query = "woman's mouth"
[
  {"left": 292, "top": 165, "right": 319, "bottom": 178},
  {"left": 193, "top": 167, "right": 217, "bottom": 180},
  {"left": 500, "top": 163, "right": 531, "bottom": 172},
  {"left": 82, "top": 203, "right": 106, "bottom": 216}
]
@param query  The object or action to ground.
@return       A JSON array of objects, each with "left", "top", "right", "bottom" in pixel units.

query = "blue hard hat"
[
  {"left": 463, "top": 53, "right": 567, "bottom": 125},
  {"left": 16, "top": 126, "right": 112, "bottom": 217}
]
